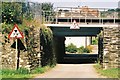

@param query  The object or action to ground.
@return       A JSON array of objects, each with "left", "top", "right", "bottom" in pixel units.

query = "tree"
[
  {"left": 115, "top": 8, "right": 120, "bottom": 12},
  {"left": 2, "top": 2, "right": 24, "bottom": 24},
  {"left": 108, "top": 9, "right": 115, "bottom": 12},
  {"left": 42, "top": 3, "right": 53, "bottom": 11},
  {"left": 22, "top": 2, "right": 34, "bottom": 21},
  {"left": 42, "top": 3, "right": 54, "bottom": 17}
]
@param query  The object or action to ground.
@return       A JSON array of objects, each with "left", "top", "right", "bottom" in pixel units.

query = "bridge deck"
[{"left": 45, "top": 24, "right": 118, "bottom": 28}]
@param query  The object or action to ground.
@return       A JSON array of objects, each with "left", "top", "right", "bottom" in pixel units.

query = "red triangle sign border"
[{"left": 8, "top": 24, "right": 24, "bottom": 39}]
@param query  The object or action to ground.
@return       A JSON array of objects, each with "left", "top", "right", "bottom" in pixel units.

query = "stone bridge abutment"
[{"left": 102, "top": 26, "right": 120, "bottom": 69}]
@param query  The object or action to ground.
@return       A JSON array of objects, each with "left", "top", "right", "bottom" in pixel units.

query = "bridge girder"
[{"left": 51, "top": 27, "right": 102, "bottom": 36}]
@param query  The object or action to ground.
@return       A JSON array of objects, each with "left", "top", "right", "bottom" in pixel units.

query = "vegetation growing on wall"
[
  {"left": 40, "top": 25, "right": 56, "bottom": 67},
  {"left": 1, "top": 1, "right": 56, "bottom": 71}
]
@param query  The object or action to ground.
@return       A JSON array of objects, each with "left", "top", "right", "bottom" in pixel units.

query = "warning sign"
[
  {"left": 70, "top": 20, "right": 80, "bottom": 29},
  {"left": 8, "top": 24, "right": 24, "bottom": 39}
]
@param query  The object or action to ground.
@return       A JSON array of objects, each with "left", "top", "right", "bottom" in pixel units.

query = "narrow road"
[{"left": 35, "top": 64, "right": 105, "bottom": 78}]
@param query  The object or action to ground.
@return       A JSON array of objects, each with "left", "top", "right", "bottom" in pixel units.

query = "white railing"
[{"left": 27, "top": 4, "right": 119, "bottom": 24}]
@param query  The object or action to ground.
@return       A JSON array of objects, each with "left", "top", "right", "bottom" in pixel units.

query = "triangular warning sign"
[
  {"left": 73, "top": 20, "right": 76, "bottom": 24},
  {"left": 70, "top": 20, "right": 80, "bottom": 29},
  {"left": 8, "top": 24, "right": 24, "bottom": 39}
]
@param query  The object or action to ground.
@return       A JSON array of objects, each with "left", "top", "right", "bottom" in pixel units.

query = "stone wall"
[
  {"left": 1, "top": 25, "right": 56, "bottom": 70},
  {"left": 1, "top": 26, "right": 40, "bottom": 70},
  {"left": 1, "top": 33, "right": 29, "bottom": 70},
  {"left": 103, "top": 26, "right": 120, "bottom": 69},
  {"left": 25, "top": 26, "right": 41, "bottom": 70}
]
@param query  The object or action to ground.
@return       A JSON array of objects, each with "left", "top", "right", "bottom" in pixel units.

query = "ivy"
[{"left": 40, "top": 26, "right": 53, "bottom": 44}]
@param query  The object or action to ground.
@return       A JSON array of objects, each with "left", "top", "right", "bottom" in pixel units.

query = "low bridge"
[
  {"left": 42, "top": 7, "right": 119, "bottom": 68},
  {"left": 44, "top": 23, "right": 118, "bottom": 65}
]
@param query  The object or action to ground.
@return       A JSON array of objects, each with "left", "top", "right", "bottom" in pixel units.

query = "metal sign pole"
[
  {"left": 16, "top": 38, "right": 18, "bottom": 70},
  {"left": 8, "top": 24, "right": 24, "bottom": 70}
]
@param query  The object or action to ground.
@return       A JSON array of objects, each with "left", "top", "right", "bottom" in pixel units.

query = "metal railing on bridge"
[
  {"left": 42, "top": 7, "right": 119, "bottom": 24},
  {"left": 26, "top": 3, "right": 119, "bottom": 24}
]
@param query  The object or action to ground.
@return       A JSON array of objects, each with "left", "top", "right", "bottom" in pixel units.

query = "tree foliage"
[
  {"left": 108, "top": 9, "right": 115, "bottom": 12},
  {"left": 2, "top": 2, "right": 23, "bottom": 24},
  {"left": 115, "top": 8, "right": 120, "bottom": 12},
  {"left": 42, "top": 3, "right": 54, "bottom": 17},
  {"left": 108, "top": 8, "right": 120, "bottom": 12},
  {"left": 2, "top": 2, "right": 34, "bottom": 24},
  {"left": 42, "top": 3, "right": 53, "bottom": 11}
]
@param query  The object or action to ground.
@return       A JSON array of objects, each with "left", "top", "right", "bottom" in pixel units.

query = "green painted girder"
[{"left": 51, "top": 27, "right": 102, "bottom": 36}]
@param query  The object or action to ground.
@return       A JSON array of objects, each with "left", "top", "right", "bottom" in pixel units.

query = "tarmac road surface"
[{"left": 35, "top": 64, "right": 105, "bottom": 78}]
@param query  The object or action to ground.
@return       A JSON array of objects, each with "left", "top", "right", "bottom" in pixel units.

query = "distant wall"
[{"left": 65, "top": 37, "right": 91, "bottom": 48}]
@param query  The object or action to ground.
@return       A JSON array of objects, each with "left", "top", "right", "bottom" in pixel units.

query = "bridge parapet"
[{"left": 42, "top": 7, "right": 119, "bottom": 24}]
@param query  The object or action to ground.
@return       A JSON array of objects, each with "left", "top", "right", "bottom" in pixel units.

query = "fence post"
[{"left": 56, "top": 8, "right": 58, "bottom": 24}]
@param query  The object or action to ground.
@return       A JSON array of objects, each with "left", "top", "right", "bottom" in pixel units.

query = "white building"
[{"left": 65, "top": 37, "right": 91, "bottom": 48}]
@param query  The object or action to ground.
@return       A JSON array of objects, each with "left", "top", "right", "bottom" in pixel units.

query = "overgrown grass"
[
  {"left": 94, "top": 64, "right": 120, "bottom": 78},
  {"left": 1, "top": 68, "right": 31, "bottom": 79},
  {"left": 1, "top": 66, "right": 54, "bottom": 79},
  {"left": 31, "top": 66, "right": 52, "bottom": 74}
]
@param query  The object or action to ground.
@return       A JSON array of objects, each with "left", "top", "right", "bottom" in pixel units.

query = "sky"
[{"left": 28, "top": 0, "right": 119, "bottom": 9}]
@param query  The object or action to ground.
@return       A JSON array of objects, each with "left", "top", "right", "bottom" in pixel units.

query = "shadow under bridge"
[{"left": 46, "top": 24, "right": 103, "bottom": 63}]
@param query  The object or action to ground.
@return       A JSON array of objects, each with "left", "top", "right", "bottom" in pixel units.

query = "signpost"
[
  {"left": 8, "top": 24, "right": 24, "bottom": 70},
  {"left": 70, "top": 20, "right": 80, "bottom": 29}
]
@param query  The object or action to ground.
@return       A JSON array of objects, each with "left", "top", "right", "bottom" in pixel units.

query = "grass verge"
[
  {"left": 0, "top": 65, "right": 55, "bottom": 79},
  {"left": 94, "top": 64, "right": 120, "bottom": 78}
]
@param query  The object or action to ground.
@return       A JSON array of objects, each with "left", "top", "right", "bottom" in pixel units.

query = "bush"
[
  {"left": 86, "top": 45, "right": 93, "bottom": 53},
  {"left": 92, "top": 38, "right": 98, "bottom": 45},
  {"left": 66, "top": 43, "right": 77, "bottom": 53},
  {"left": 78, "top": 45, "right": 93, "bottom": 53},
  {"left": 83, "top": 48, "right": 90, "bottom": 53},
  {"left": 66, "top": 44, "right": 93, "bottom": 53},
  {"left": 2, "top": 24, "right": 13, "bottom": 34},
  {"left": 77, "top": 46, "right": 84, "bottom": 53}
]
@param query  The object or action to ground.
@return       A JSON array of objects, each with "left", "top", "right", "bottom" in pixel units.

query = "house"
[
  {"left": 80, "top": 6, "right": 99, "bottom": 17},
  {"left": 59, "top": 6, "right": 99, "bottom": 17}
]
